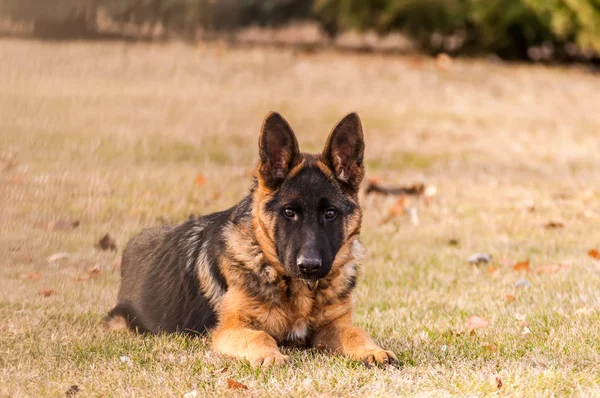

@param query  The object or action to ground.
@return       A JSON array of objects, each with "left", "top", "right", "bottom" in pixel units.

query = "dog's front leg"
[
  {"left": 312, "top": 312, "right": 397, "bottom": 367},
  {"left": 212, "top": 324, "right": 289, "bottom": 367}
]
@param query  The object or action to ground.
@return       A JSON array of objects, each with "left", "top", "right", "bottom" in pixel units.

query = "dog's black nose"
[{"left": 298, "top": 256, "right": 322, "bottom": 275}]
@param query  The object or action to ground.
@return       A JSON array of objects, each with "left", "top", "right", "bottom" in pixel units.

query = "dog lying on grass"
[{"left": 105, "top": 112, "right": 397, "bottom": 367}]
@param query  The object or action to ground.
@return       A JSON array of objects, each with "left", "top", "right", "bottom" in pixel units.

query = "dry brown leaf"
[
  {"left": 77, "top": 268, "right": 101, "bottom": 282},
  {"left": 465, "top": 316, "right": 490, "bottom": 331},
  {"left": 88, "top": 268, "right": 100, "bottom": 279},
  {"left": 368, "top": 176, "right": 381, "bottom": 186},
  {"left": 588, "top": 249, "right": 600, "bottom": 260},
  {"left": 487, "top": 266, "right": 500, "bottom": 278},
  {"left": 505, "top": 294, "right": 517, "bottom": 303},
  {"left": 212, "top": 367, "right": 228, "bottom": 375},
  {"left": 496, "top": 377, "right": 503, "bottom": 389},
  {"left": 39, "top": 288, "right": 55, "bottom": 297},
  {"left": 65, "top": 385, "right": 80, "bottom": 397},
  {"left": 227, "top": 378, "right": 248, "bottom": 390},
  {"left": 95, "top": 234, "right": 117, "bottom": 251},
  {"left": 512, "top": 261, "right": 530, "bottom": 272},
  {"left": 383, "top": 195, "right": 410, "bottom": 222},
  {"left": 21, "top": 272, "right": 41, "bottom": 280},
  {"left": 543, "top": 221, "right": 564, "bottom": 229},
  {"left": 482, "top": 343, "right": 498, "bottom": 352},
  {"left": 194, "top": 173, "right": 207, "bottom": 186},
  {"left": 537, "top": 263, "right": 571, "bottom": 274}
]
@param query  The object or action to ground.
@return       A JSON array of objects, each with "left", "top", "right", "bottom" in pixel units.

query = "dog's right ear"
[{"left": 258, "top": 112, "right": 301, "bottom": 189}]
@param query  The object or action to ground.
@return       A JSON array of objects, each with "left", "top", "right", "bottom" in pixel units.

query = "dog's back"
[{"left": 105, "top": 211, "right": 233, "bottom": 334}]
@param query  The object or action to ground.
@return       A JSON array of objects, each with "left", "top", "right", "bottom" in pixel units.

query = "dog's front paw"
[
  {"left": 358, "top": 348, "right": 398, "bottom": 367},
  {"left": 249, "top": 351, "right": 289, "bottom": 367}
]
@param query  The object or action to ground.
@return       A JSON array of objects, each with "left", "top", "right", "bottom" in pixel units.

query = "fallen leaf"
[
  {"left": 227, "top": 378, "right": 248, "bottom": 390},
  {"left": 389, "top": 196, "right": 410, "bottom": 217},
  {"left": 382, "top": 196, "right": 411, "bottom": 223},
  {"left": 88, "top": 268, "right": 100, "bottom": 279},
  {"left": 482, "top": 343, "right": 498, "bottom": 352},
  {"left": 496, "top": 376, "right": 503, "bottom": 389},
  {"left": 512, "top": 261, "right": 530, "bottom": 272},
  {"left": 488, "top": 266, "right": 500, "bottom": 278},
  {"left": 77, "top": 268, "right": 101, "bottom": 282},
  {"left": 194, "top": 173, "right": 207, "bottom": 186},
  {"left": 552, "top": 192, "right": 574, "bottom": 200},
  {"left": 183, "top": 390, "right": 198, "bottom": 398},
  {"left": 468, "top": 253, "right": 491, "bottom": 266},
  {"left": 65, "top": 385, "right": 80, "bottom": 397},
  {"left": 95, "top": 234, "right": 117, "bottom": 251},
  {"left": 39, "top": 288, "right": 55, "bottom": 297},
  {"left": 537, "top": 263, "right": 571, "bottom": 274},
  {"left": 465, "top": 316, "right": 490, "bottom": 331},
  {"left": 588, "top": 249, "right": 600, "bottom": 260},
  {"left": 368, "top": 176, "right": 381, "bottom": 186},
  {"left": 505, "top": 294, "right": 517, "bottom": 303},
  {"left": 515, "top": 278, "right": 532, "bottom": 288},
  {"left": 21, "top": 272, "right": 41, "bottom": 280},
  {"left": 543, "top": 221, "right": 564, "bottom": 229},
  {"left": 212, "top": 367, "right": 228, "bottom": 374}
]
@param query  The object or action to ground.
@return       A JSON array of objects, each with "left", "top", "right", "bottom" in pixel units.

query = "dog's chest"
[{"left": 279, "top": 283, "right": 332, "bottom": 346}]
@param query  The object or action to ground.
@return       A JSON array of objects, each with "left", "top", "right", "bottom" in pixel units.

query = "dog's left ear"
[
  {"left": 258, "top": 112, "right": 301, "bottom": 189},
  {"left": 323, "top": 112, "right": 365, "bottom": 192}
]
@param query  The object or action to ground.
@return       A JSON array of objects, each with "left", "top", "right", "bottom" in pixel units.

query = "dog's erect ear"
[
  {"left": 258, "top": 112, "right": 300, "bottom": 188},
  {"left": 323, "top": 112, "right": 365, "bottom": 192}
]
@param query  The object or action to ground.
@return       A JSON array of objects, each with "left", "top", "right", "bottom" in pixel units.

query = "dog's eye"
[
  {"left": 324, "top": 209, "right": 337, "bottom": 220},
  {"left": 283, "top": 207, "right": 296, "bottom": 219}
]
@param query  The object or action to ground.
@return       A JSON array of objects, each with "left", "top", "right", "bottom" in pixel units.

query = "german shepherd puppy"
[{"left": 105, "top": 112, "right": 397, "bottom": 367}]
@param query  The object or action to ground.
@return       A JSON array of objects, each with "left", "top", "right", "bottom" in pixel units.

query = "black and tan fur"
[{"left": 105, "top": 112, "right": 397, "bottom": 367}]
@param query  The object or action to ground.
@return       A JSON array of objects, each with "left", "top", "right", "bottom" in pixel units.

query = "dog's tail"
[{"left": 104, "top": 302, "right": 151, "bottom": 334}]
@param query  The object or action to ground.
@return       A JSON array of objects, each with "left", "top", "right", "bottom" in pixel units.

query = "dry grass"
[{"left": 2, "top": 39, "right": 600, "bottom": 397}]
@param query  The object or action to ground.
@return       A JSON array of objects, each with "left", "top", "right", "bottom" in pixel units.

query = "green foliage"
[{"left": 313, "top": 0, "right": 600, "bottom": 58}]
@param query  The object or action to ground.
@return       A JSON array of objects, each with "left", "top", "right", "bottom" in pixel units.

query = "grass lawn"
[{"left": 1, "top": 39, "right": 600, "bottom": 397}]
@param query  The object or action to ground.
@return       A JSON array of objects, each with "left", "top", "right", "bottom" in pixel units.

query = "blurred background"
[
  {"left": 2, "top": 1, "right": 600, "bottom": 396},
  {"left": 1, "top": 0, "right": 600, "bottom": 62}
]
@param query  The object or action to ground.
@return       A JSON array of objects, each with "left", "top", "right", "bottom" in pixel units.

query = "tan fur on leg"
[
  {"left": 212, "top": 326, "right": 288, "bottom": 367},
  {"left": 312, "top": 312, "right": 397, "bottom": 367}
]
